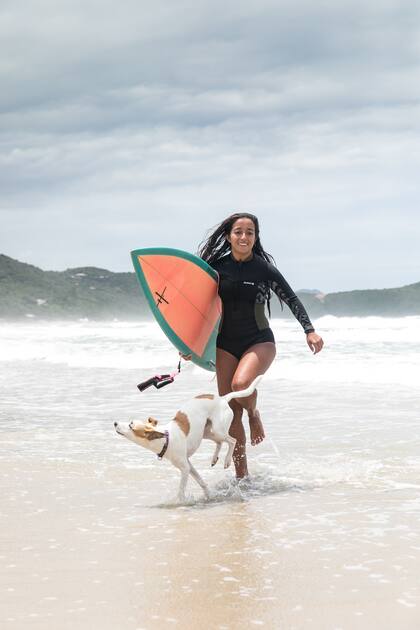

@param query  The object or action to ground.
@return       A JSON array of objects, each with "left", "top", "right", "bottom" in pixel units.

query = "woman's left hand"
[{"left": 306, "top": 331, "right": 324, "bottom": 354}]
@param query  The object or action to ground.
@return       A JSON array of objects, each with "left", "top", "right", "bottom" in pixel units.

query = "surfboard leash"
[{"left": 137, "top": 359, "right": 182, "bottom": 392}]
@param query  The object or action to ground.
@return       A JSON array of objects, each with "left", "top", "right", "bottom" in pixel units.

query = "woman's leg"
[
  {"left": 215, "top": 347, "right": 248, "bottom": 478},
  {"left": 231, "top": 342, "right": 276, "bottom": 445}
]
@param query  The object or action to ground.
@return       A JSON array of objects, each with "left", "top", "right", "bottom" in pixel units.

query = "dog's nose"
[{"left": 114, "top": 422, "right": 118, "bottom": 427}]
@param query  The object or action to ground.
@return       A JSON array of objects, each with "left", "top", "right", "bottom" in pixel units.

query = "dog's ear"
[
  {"left": 144, "top": 425, "right": 165, "bottom": 441},
  {"left": 147, "top": 417, "right": 159, "bottom": 427}
]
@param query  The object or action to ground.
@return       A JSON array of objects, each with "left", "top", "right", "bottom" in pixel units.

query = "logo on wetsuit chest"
[{"left": 243, "top": 281, "right": 255, "bottom": 285}]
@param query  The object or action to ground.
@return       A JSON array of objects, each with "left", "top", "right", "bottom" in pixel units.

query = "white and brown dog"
[{"left": 114, "top": 375, "right": 263, "bottom": 502}]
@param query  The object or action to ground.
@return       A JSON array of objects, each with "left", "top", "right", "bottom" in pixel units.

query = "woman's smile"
[{"left": 227, "top": 217, "right": 257, "bottom": 260}]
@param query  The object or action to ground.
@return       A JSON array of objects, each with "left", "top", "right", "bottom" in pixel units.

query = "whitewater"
[{"left": 1, "top": 315, "right": 419, "bottom": 629}]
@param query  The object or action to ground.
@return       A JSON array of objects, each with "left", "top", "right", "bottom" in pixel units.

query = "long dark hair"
[
  {"left": 197, "top": 212, "right": 275, "bottom": 265},
  {"left": 197, "top": 212, "right": 281, "bottom": 316}
]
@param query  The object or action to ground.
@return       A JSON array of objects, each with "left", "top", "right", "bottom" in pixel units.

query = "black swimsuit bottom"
[
  {"left": 210, "top": 252, "right": 314, "bottom": 361},
  {"left": 216, "top": 328, "right": 275, "bottom": 360}
]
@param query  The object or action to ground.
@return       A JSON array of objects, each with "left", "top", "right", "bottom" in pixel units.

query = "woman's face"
[{"left": 227, "top": 217, "right": 257, "bottom": 259}]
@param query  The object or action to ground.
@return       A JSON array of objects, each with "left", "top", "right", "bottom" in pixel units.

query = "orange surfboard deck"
[{"left": 131, "top": 248, "right": 221, "bottom": 371}]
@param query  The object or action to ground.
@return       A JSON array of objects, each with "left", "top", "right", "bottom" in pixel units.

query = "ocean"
[{"left": 1, "top": 316, "right": 419, "bottom": 629}]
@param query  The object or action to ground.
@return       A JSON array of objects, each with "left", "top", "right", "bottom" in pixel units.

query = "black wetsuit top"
[{"left": 209, "top": 252, "right": 314, "bottom": 358}]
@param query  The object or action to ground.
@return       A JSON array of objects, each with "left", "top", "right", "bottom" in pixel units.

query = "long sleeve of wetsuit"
[{"left": 265, "top": 261, "right": 315, "bottom": 334}]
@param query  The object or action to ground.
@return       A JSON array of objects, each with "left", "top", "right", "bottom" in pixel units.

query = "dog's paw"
[
  {"left": 211, "top": 457, "right": 219, "bottom": 467},
  {"left": 224, "top": 459, "right": 232, "bottom": 469}
]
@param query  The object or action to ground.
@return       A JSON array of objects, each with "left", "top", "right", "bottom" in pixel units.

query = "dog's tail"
[{"left": 222, "top": 375, "right": 264, "bottom": 404}]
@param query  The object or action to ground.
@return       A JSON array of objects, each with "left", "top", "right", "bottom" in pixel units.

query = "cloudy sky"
[{"left": 1, "top": 0, "right": 419, "bottom": 293}]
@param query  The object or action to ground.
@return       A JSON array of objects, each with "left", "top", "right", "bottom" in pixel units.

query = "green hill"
[
  {"left": 0, "top": 254, "right": 147, "bottom": 320},
  {"left": 269, "top": 282, "right": 420, "bottom": 318},
  {"left": 1, "top": 253, "right": 419, "bottom": 320}
]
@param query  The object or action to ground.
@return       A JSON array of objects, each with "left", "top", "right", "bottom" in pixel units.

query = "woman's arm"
[
  {"left": 265, "top": 260, "right": 324, "bottom": 352},
  {"left": 266, "top": 262, "right": 315, "bottom": 334}
]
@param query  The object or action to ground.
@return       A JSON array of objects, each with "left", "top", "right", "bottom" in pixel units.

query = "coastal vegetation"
[{"left": 1, "top": 254, "right": 419, "bottom": 320}]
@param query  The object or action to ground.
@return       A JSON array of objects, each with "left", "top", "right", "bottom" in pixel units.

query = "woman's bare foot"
[{"left": 248, "top": 409, "right": 265, "bottom": 445}]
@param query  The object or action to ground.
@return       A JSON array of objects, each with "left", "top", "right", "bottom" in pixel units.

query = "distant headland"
[{"left": 1, "top": 254, "right": 419, "bottom": 320}]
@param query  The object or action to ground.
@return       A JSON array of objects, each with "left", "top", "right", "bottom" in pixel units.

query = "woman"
[{"left": 182, "top": 212, "right": 324, "bottom": 479}]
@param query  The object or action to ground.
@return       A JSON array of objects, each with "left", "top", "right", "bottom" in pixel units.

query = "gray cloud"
[{"left": 1, "top": 0, "right": 419, "bottom": 292}]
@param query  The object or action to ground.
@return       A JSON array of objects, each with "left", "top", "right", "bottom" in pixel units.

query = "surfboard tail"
[{"left": 222, "top": 375, "right": 264, "bottom": 404}]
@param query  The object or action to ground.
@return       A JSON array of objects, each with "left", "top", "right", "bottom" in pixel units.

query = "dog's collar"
[{"left": 157, "top": 430, "right": 169, "bottom": 460}]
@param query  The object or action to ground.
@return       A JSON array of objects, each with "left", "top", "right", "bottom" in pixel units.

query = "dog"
[{"left": 114, "top": 374, "right": 263, "bottom": 502}]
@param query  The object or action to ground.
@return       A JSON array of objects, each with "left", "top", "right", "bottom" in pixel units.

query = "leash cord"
[{"left": 137, "top": 358, "right": 182, "bottom": 392}]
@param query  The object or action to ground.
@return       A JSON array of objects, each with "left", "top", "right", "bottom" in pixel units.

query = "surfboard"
[{"left": 131, "top": 247, "right": 222, "bottom": 371}]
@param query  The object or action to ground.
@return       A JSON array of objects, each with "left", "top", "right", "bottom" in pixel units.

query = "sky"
[{"left": 1, "top": 0, "right": 419, "bottom": 293}]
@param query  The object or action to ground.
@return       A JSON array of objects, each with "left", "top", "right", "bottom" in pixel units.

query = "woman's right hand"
[{"left": 179, "top": 351, "right": 192, "bottom": 361}]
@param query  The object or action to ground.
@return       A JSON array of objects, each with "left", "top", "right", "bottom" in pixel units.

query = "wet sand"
[
  {"left": 1, "top": 322, "right": 420, "bottom": 629},
  {"left": 1, "top": 457, "right": 419, "bottom": 629}
]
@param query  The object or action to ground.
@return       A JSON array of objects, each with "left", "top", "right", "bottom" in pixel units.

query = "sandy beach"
[
  {"left": 2, "top": 445, "right": 419, "bottom": 629},
  {"left": 1, "top": 319, "right": 420, "bottom": 629}
]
